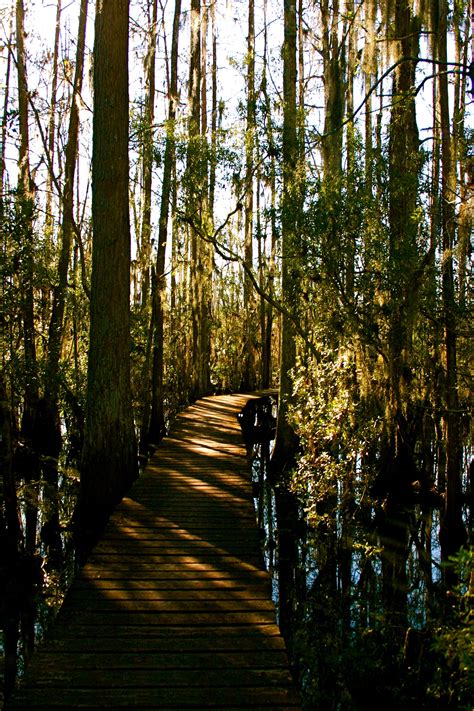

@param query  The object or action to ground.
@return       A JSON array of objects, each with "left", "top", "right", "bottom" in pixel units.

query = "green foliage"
[
  {"left": 282, "top": 124, "right": 473, "bottom": 707},
  {"left": 430, "top": 547, "right": 474, "bottom": 708},
  {"left": 289, "top": 351, "right": 382, "bottom": 524},
  {"left": 210, "top": 265, "right": 246, "bottom": 392}
]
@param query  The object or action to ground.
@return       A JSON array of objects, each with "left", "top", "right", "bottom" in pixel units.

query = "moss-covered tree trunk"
[{"left": 382, "top": 0, "right": 421, "bottom": 642}]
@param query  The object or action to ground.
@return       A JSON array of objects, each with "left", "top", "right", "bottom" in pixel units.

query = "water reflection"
[
  {"left": 239, "top": 397, "right": 280, "bottom": 603},
  {"left": 239, "top": 395, "right": 458, "bottom": 710},
  {"left": 1, "top": 450, "right": 79, "bottom": 708}
]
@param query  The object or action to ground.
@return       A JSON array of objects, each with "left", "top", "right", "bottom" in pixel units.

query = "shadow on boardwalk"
[{"left": 5, "top": 394, "right": 300, "bottom": 710}]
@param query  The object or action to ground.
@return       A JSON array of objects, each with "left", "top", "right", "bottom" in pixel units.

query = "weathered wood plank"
[
  {"left": 32, "top": 650, "right": 290, "bottom": 670},
  {"left": 84, "top": 559, "right": 265, "bottom": 572},
  {"left": 66, "top": 588, "right": 270, "bottom": 602},
  {"left": 55, "top": 610, "right": 277, "bottom": 626},
  {"left": 73, "top": 578, "right": 270, "bottom": 592},
  {"left": 79, "top": 569, "right": 269, "bottom": 581},
  {"left": 20, "top": 668, "right": 295, "bottom": 688},
  {"left": 56, "top": 597, "right": 276, "bottom": 612},
  {"left": 8, "top": 685, "right": 300, "bottom": 708},
  {"left": 43, "top": 623, "right": 283, "bottom": 642},
  {"left": 39, "top": 633, "right": 287, "bottom": 653}
]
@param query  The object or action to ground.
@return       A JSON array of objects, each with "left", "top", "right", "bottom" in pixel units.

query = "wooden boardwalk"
[{"left": 5, "top": 394, "right": 300, "bottom": 710}]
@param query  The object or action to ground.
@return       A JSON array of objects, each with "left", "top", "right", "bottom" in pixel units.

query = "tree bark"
[
  {"left": 16, "top": 0, "right": 38, "bottom": 438},
  {"left": 81, "top": 0, "right": 137, "bottom": 549},
  {"left": 271, "top": 0, "right": 300, "bottom": 643},
  {"left": 0, "top": 16, "right": 13, "bottom": 214},
  {"left": 138, "top": 0, "right": 158, "bottom": 309},
  {"left": 272, "top": 0, "right": 301, "bottom": 469},
  {"left": 45, "top": 0, "right": 62, "bottom": 238},
  {"left": 45, "top": 0, "right": 88, "bottom": 454},
  {"left": 242, "top": 0, "right": 257, "bottom": 391},
  {"left": 259, "top": 5, "right": 277, "bottom": 389},
  {"left": 435, "top": 0, "right": 467, "bottom": 568},
  {"left": 187, "top": 0, "right": 211, "bottom": 400},
  {"left": 381, "top": 0, "right": 421, "bottom": 643},
  {"left": 148, "top": 0, "right": 182, "bottom": 444}
]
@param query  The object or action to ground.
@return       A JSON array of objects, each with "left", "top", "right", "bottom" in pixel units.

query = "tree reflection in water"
[
  {"left": 1, "top": 396, "right": 469, "bottom": 709},
  {"left": 1, "top": 446, "right": 79, "bottom": 707},
  {"left": 239, "top": 396, "right": 467, "bottom": 710}
]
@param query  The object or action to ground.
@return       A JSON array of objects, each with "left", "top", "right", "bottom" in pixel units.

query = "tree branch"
[{"left": 177, "top": 206, "right": 320, "bottom": 359}]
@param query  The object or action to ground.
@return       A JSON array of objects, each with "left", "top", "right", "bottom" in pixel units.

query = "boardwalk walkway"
[{"left": 5, "top": 394, "right": 300, "bottom": 710}]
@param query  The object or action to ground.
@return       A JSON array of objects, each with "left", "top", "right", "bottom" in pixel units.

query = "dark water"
[
  {"left": 1, "top": 397, "right": 469, "bottom": 710},
  {"left": 0, "top": 454, "right": 80, "bottom": 708},
  {"left": 239, "top": 396, "right": 469, "bottom": 710}
]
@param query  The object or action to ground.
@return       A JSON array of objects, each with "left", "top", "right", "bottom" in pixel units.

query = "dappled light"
[
  {"left": 1, "top": 0, "right": 471, "bottom": 708},
  {"left": 4, "top": 395, "right": 299, "bottom": 710}
]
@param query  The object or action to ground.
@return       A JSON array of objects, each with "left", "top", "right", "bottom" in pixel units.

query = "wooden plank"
[
  {"left": 43, "top": 622, "right": 283, "bottom": 639},
  {"left": 32, "top": 650, "right": 290, "bottom": 670},
  {"left": 78, "top": 569, "right": 269, "bottom": 581},
  {"left": 57, "top": 597, "right": 276, "bottom": 612},
  {"left": 80, "top": 557, "right": 267, "bottom": 572},
  {"left": 8, "top": 685, "right": 300, "bottom": 708},
  {"left": 19, "top": 668, "right": 294, "bottom": 688},
  {"left": 39, "top": 634, "right": 287, "bottom": 653},
  {"left": 54, "top": 610, "right": 277, "bottom": 626},
  {"left": 66, "top": 588, "right": 270, "bottom": 601},
  {"left": 73, "top": 578, "right": 269, "bottom": 592},
  {"left": 87, "top": 549, "right": 263, "bottom": 560}
]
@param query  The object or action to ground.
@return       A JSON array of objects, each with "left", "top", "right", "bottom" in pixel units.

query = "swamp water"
[{"left": 1, "top": 395, "right": 467, "bottom": 709}]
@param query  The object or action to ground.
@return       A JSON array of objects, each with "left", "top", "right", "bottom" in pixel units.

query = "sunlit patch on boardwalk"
[{"left": 5, "top": 394, "right": 300, "bottom": 710}]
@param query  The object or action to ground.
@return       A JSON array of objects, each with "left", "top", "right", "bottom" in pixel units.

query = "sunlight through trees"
[{"left": 0, "top": 0, "right": 472, "bottom": 707}]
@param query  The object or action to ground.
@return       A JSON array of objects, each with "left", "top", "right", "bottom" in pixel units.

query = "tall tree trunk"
[
  {"left": 382, "top": 0, "right": 421, "bottom": 643},
  {"left": 199, "top": 0, "right": 212, "bottom": 395},
  {"left": 45, "top": 0, "right": 61, "bottom": 239},
  {"left": 45, "top": 0, "right": 88, "bottom": 454},
  {"left": 138, "top": 0, "right": 158, "bottom": 309},
  {"left": 0, "top": 16, "right": 13, "bottom": 215},
  {"left": 148, "top": 0, "right": 182, "bottom": 445},
  {"left": 388, "top": 0, "right": 420, "bottom": 404},
  {"left": 136, "top": 0, "right": 158, "bottom": 453},
  {"left": 435, "top": 0, "right": 467, "bottom": 568},
  {"left": 81, "top": 0, "right": 137, "bottom": 550},
  {"left": 456, "top": 1, "right": 471, "bottom": 308},
  {"left": 259, "top": 4, "right": 277, "bottom": 389},
  {"left": 16, "top": 0, "right": 38, "bottom": 438},
  {"left": 209, "top": 0, "right": 217, "bottom": 215},
  {"left": 320, "top": 0, "right": 344, "bottom": 178},
  {"left": 272, "top": 0, "right": 299, "bottom": 468},
  {"left": 271, "top": 0, "right": 300, "bottom": 643},
  {"left": 362, "top": 0, "right": 376, "bottom": 191},
  {"left": 187, "top": 0, "right": 211, "bottom": 400},
  {"left": 242, "top": 0, "right": 257, "bottom": 391}
]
